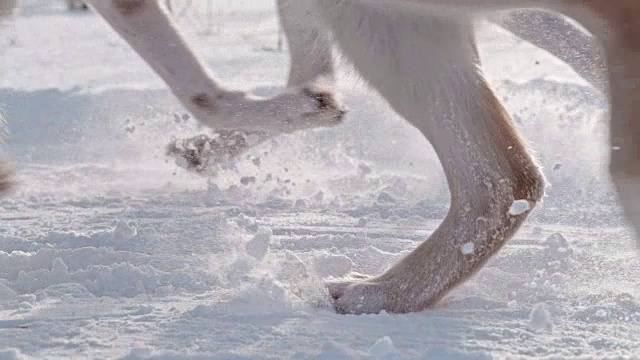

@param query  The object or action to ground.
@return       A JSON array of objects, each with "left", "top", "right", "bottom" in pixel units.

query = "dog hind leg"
[{"left": 316, "top": 1, "right": 544, "bottom": 314}]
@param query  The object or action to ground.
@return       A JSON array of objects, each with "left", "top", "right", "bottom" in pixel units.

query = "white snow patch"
[
  {"left": 229, "top": 276, "right": 302, "bottom": 314},
  {"left": 368, "top": 336, "right": 400, "bottom": 359},
  {"left": 461, "top": 242, "right": 475, "bottom": 255},
  {"left": 508, "top": 199, "right": 531, "bottom": 215},
  {"left": 0, "top": 348, "right": 31, "bottom": 360},
  {"left": 311, "top": 252, "right": 354, "bottom": 278},
  {"left": 314, "top": 342, "right": 361, "bottom": 359},
  {"left": 245, "top": 226, "right": 273, "bottom": 260}
]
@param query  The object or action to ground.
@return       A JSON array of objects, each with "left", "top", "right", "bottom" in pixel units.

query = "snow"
[
  {"left": 0, "top": 2, "right": 638, "bottom": 359},
  {"left": 509, "top": 199, "right": 530, "bottom": 216},
  {"left": 529, "top": 303, "right": 553, "bottom": 332},
  {"left": 461, "top": 242, "right": 475, "bottom": 255}
]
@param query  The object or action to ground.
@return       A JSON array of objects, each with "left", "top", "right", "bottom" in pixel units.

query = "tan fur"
[
  {"left": 577, "top": 1, "right": 640, "bottom": 244},
  {"left": 585, "top": 1, "right": 640, "bottom": 176},
  {"left": 0, "top": 0, "right": 17, "bottom": 17},
  {"left": 112, "top": 0, "right": 145, "bottom": 15},
  {"left": 0, "top": 160, "right": 13, "bottom": 194}
]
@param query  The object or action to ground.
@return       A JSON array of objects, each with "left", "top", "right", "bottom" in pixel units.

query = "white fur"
[{"left": 1, "top": 0, "right": 637, "bottom": 314}]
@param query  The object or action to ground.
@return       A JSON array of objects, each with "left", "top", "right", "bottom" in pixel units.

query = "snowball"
[
  {"left": 461, "top": 242, "right": 475, "bottom": 255},
  {"left": 508, "top": 199, "right": 530, "bottom": 216}
]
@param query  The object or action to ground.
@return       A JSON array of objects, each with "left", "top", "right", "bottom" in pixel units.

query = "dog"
[{"left": 0, "top": 0, "right": 635, "bottom": 315}]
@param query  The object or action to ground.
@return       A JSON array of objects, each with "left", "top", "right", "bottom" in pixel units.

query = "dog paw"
[
  {"left": 327, "top": 279, "right": 388, "bottom": 315},
  {"left": 301, "top": 85, "right": 347, "bottom": 127},
  {"left": 327, "top": 272, "right": 433, "bottom": 315}
]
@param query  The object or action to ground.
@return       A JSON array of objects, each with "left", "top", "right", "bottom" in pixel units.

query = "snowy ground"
[{"left": 0, "top": 2, "right": 638, "bottom": 359}]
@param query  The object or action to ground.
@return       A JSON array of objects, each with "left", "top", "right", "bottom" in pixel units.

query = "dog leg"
[
  {"left": 0, "top": 1, "right": 17, "bottom": 195},
  {"left": 581, "top": 2, "right": 640, "bottom": 249},
  {"left": 277, "top": 0, "right": 343, "bottom": 111},
  {"left": 0, "top": 113, "right": 14, "bottom": 196},
  {"left": 316, "top": 1, "right": 544, "bottom": 314},
  {"left": 86, "top": 0, "right": 344, "bottom": 134},
  {"left": 0, "top": 0, "right": 17, "bottom": 17},
  {"left": 166, "top": 0, "right": 346, "bottom": 169},
  {"left": 492, "top": 10, "right": 607, "bottom": 94}
]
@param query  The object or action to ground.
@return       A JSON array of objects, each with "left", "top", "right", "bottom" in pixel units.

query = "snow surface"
[{"left": 0, "top": 2, "right": 638, "bottom": 359}]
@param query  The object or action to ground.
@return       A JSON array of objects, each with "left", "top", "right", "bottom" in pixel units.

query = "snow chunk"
[
  {"left": 529, "top": 303, "right": 553, "bottom": 332},
  {"left": 18, "top": 301, "right": 33, "bottom": 311},
  {"left": 276, "top": 251, "right": 310, "bottom": 284},
  {"left": 51, "top": 257, "right": 68, "bottom": 276},
  {"left": 368, "top": 336, "right": 400, "bottom": 359},
  {"left": 113, "top": 220, "right": 137, "bottom": 239},
  {"left": 0, "top": 348, "right": 28, "bottom": 360},
  {"left": 129, "top": 305, "right": 155, "bottom": 316},
  {"left": 545, "top": 232, "right": 569, "bottom": 250},
  {"left": 312, "top": 252, "right": 353, "bottom": 278},
  {"left": 544, "top": 232, "right": 573, "bottom": 260},
  {"left": 461, "top": 242, "right": 475, "bottom": 255},
  {"left": 154, "top": 285, "right": 174, "bottom": 297},
  {"left": 376, "top": 192, "right": 396, "bottom": 204},
  {"left": 230, "top": 277, "right": 298, "bottom": 314},
  {"left": 595, "top": 308, "right": 608, "bottom": 319},
  {"left": 245, "top": 226, "right": 272, "bottom": 261},
  {"left": 313, "top": 341, "right": 360, "bottom": 359},
  {"left": 508, "top": 199, "right": 530, "bottom": 216},
  {"left": 0, "top": 282, "right": 17, "bottom": 301}
]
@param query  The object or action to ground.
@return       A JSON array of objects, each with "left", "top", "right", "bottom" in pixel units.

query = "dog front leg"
[{"left": 88, "top": 0, "right": 344, "bottom": 133}]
